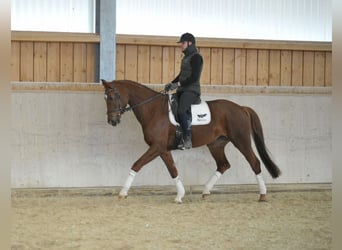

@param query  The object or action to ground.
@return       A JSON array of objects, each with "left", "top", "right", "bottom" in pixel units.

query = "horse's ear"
[{"left": 101, "top": 79, "right": 111, "bottom": 89}]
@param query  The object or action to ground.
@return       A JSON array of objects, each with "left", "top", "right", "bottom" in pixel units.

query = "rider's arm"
[
  {"left": 171, "top": 73, "right": 180, "bottom": 83},
  {"left": 179, "top": 54, "right": 203, "bottom": 86}
]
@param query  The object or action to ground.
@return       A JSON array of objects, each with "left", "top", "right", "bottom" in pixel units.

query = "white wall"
[
  {"left": 11, "top": 88, "right": 331, "bottom": 188},
  {"left": 11, "top": 0, "right": 332, "bottom": 41},
  {"left": 11, "top": 0, "right": 95, "bottom": 32},
  {"left": 116, "top": 0, "right": 332, "bottom": 41}
]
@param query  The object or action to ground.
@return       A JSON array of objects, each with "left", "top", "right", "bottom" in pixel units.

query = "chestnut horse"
[{"left": 102, "top": 79, "right": 281, "bottom": 203}]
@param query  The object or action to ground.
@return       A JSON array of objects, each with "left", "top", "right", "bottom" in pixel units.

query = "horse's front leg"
[
  {"left": 118, "top": 146, "right": 160, "bottom": 199},
  {"left": 160, "top": 152, "right": 185, "bottom": 204}
]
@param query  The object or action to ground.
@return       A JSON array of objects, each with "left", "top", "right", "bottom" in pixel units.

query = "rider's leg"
[
  {"left": 177, "top": 91, "right": 199, "bottom": 149},
  {"left": 178, "top": 112, "right": 191, "bottom": 148}
]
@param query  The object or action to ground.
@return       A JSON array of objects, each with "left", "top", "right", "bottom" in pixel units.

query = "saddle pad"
[{"left": 169, "top": 101, "right": 211, "bottom": 126}]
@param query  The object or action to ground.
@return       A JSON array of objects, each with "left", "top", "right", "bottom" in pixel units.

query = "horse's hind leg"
[
  {"left": 160, "top": 152, "right": 185, "bottom": 204},
  {"left": 232, "top": 135, "right": 267, "bottom": 202},
  {"left": 203, "top": 138, "right": 230, "bottom": 198}
]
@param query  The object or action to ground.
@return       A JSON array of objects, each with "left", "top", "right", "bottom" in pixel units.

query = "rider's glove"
[{"left": 164, "top": 82, "right": 178, "bottom": 92}]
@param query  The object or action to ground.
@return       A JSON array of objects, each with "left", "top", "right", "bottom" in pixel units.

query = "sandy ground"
[{"left": 12, "top": 187, "right": 331, "bottom": 250}]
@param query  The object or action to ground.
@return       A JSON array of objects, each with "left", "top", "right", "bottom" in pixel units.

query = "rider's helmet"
[{"left": 177, "top": 33, "right": 196, "bottom": 44}]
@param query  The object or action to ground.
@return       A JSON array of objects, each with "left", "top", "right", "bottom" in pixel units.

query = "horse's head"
[{"left": 101, "top": 79, "right": 128, "bottom": 126}]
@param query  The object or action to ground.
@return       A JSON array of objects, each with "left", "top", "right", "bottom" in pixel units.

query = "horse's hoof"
[
  {"left": 174, "top": 198, "right": 183, "bottom": 204},
  {"left": 202, "top": 193, "right": 210, "bottom": 199},
  {"left": 118, "top": 195, "right": 127, "bottom": 200},
  {"left": 258, "top": 194, "right": 267, "bottom": 202}
]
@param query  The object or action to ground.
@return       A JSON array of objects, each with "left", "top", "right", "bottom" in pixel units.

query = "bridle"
[
  {"left": 105, "top": 88, "right": 124, "bottom": 116},
  {"left": 105, "top": 87, "right": 167, "bottom": 116}
]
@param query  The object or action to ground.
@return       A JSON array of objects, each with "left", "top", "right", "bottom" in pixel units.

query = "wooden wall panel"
[
  {"left": 60, "top": 43, "right": 74, "bottom": 82},
  {"left": 303, "top": 51, "right": 314, "bottom": 86},
  {"left": 47, "top": 42, "right": 60, "bottom": 82},
  {"left": 257, "top": 50, "right": 269, "bottom": 85},
  {"left": 222, "top": 48, "right": 235, "bottom": 85},
  {"left": 234, "top": 49, "right": 246, "bottom": 85},
  {"left": 73, "top": 43, "right": 87, "bottom": 82},
  {"left": 150, "top": 46, "right": 162, "bottom": 84},
  {"left": 20, "top": 42, "right": 34, "bottom": 81},
  {"left": 116, "top": 44, "right": 125, "bottom": 80},
  {"left": 11, "top": 42, "right": 20, "bottom": 81},
  {"left": 174, "top": 47, "right": 182, "bottom": 77},
  {"left": 33, "top": 42, "right": 47, "bottom": 82},
  {"left": 280, "top": 50, "right": 292, "bottom": 86},
  {"left": 137, "top": 45, "right": 150, "bottom": 83},
  {"left": 291, "top": 51, "right": 303, "bottom": 86},
  {"left": 10, "top": 32, "right": 332, "bottom": 87},
  {"left": 246, "top": 49, "right": 258, "bottom": 85},
  {"left": 314, "top": 51, "right": 325, "bottom": 86},
  {"left": 269, "top": 50, "right": 281, "bottom": 86},
  {"left": 199, "top": 48, "right": 211, "bottom": 84},
  {"left": 325, "top": 52, "right": 332, "bottom": 86},
  {"left": 162, "top": 47, "right": 175, "bottom": 83},
  {"left": 210, "top": 48, "right": 223, "bottom": 84},
  {"left": 86, "top": 44, "right": 96, "bottom": 82},
  {"left": 125, "top": 45, "right": 138, "bottom": 81}
]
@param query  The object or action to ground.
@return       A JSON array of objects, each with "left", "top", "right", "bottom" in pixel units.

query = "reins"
[{"left": 106, "top": 88, "right": 168, "bottom": 115}]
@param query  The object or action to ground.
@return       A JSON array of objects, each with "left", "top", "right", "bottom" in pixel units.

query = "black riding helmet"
[{"left": 177, "top": 33, "right": 196, "bottom": 44}]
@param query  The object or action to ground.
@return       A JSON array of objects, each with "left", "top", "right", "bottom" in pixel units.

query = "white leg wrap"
[
  {"left": 202, "top": 171, "right": 222, "bottom": 195},
  {"left": 173, "top": 176, "right": 185, "bottom": 203},
  {"left": 119, "top": 170, "right": 137, "bottom": 196},
  {"left": 256, "top": 173, "right": 267, "bottom": 195}
]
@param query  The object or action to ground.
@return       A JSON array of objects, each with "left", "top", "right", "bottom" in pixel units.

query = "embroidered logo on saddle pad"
[{"left": 169, "top": 99, "right": 211, "bottom": 126}]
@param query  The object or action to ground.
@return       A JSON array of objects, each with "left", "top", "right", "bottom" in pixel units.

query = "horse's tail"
[{"left": 244, "top": 107, "right": 281, "bottom": 178}]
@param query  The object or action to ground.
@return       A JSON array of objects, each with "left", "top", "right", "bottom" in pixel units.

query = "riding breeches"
[
  {"left": 177, "top": 91, "right": 200, "bottom": 116},
  {"left": 176, "top": 91, "right": 199, "bottom": 138}
]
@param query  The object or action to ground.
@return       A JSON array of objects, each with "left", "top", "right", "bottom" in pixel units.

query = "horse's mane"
[{"left": 114, "top": 80, "right": 159, "bottom": 95}]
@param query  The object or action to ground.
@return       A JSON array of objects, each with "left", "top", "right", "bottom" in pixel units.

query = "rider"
[{"left": 165, "top": 33, "right": 203, "bottom": 149}]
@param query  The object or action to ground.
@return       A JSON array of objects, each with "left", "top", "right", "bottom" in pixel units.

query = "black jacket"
[{"left": 172, "top": 44, "right": 203, "bottom": 95}]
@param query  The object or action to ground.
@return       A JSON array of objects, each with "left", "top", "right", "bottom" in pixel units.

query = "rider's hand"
[{"left": 164, "top": 82, "right": 178, "bottom": 92}]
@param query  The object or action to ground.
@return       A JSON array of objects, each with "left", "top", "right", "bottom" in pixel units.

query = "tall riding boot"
[
  {"left": 179, "top": 113, "right": 192, "bottom": 149},
  {"left": 183, "top": 128, "right": 192, "bottom": 149}
]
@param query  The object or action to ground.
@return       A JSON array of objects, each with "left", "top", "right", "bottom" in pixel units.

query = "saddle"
[
  {"left": 168, "top": 94, "right": 211, "bottom": 150},
  {"left": 168, "top": 94, "right": 211, "bottom": 126}
]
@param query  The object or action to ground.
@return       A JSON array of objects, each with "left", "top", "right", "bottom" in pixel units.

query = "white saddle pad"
[{"left": 169, "top": 99, "right": 211, "bottom": 126}]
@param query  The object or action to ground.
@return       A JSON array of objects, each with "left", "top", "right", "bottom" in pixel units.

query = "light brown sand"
[{"left": 12, "top": 189, "right": 331, "bottom": 250}]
